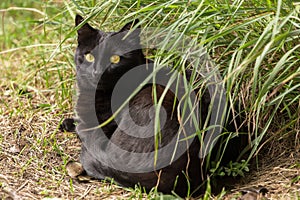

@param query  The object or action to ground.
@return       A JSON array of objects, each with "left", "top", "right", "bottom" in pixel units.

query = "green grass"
[{"left": 0, "top": 0, "right": 299, "bottom": 199}]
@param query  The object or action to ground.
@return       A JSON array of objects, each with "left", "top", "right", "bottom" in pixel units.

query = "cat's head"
[{"left": 75, "top": 15, "right": 144, "bottom": 77}]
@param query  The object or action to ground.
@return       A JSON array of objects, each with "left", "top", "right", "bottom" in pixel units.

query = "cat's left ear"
[
  {"left": 75, "top": 15, "right": 101, "bottom": 47},
  {"left": 75, "top": 15, "right": 98, "bottom": 35},
  {"left": 119, "top": 19, "right": 140, "bottom": 32}
]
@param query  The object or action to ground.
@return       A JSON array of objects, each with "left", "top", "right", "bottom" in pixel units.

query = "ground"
[{"left": 0, "top": 83, "right": 299, "bottom": 199}]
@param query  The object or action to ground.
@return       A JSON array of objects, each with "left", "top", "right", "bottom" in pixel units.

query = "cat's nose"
[{"left": 92, "top": 67, "right": 104, "bottom": 78}]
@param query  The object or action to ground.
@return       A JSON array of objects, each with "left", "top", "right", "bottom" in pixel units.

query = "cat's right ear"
[
  {"left": 75, "top": 15, "right": 84, "bottom": 27},
  {"left": 75, "top": 15, "right": 99, "bottom": 42}
]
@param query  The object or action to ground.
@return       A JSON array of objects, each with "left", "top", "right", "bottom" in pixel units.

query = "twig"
[
  {"left": 79, "top": 185, "right": 94, "bottom": 199},
  {"left": 16, "top": 180, "right": 29, "bottom": 192},
  {"left": 0, "top": 174, "right": 9, "bottom": 182}
]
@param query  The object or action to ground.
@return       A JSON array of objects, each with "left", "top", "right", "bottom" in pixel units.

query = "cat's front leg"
[{"left": 60, "top": 118, "right": 76, "bottom": 132}]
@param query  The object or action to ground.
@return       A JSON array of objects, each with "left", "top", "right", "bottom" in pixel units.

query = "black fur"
[
  {"left": 60, "top": 118, "right": 76, "bottom": 132},
  {"left": 61, "top": 15, "right": 248, "bottom": 197}
]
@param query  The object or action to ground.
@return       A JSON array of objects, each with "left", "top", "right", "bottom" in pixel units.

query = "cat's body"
[{"left": 62, "top": 15, "right": 247, "bottom": 197}]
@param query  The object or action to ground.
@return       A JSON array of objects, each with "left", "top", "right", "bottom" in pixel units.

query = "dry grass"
[{"left": 225, "top": 139, "right": 300, "bottom": 200}]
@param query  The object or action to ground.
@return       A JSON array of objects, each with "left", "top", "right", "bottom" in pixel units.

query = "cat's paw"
[
  {"left": 66, "top": 161, "right": 92, "bottom": 182},
  {"left": 66, "top": 161, "right": 84, "bottom": 178},
  {"left": 60, "top": 118, "right": 76, "bottom": 132}
]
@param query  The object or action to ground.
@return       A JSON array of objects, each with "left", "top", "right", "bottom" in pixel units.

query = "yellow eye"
[
  {"left": 85, "top": 53, "right": 95, "bottom": 62},
  {"left": 110, "top": 55, "right": 120, "bottom": 64}
]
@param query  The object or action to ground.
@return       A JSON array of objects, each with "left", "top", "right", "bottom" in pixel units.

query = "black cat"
[{"left": 61, "top": 15, "right": 247, "bottom": 197}]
